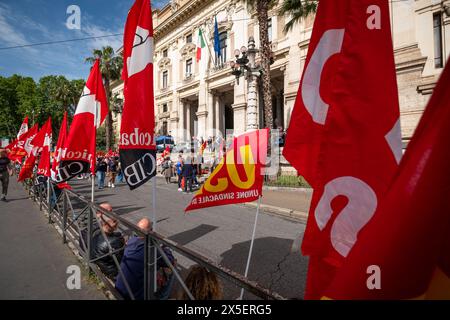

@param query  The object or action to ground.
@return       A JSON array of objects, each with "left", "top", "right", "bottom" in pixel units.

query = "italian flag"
[{"left": 196, "top": 28, "right": 205, "bottom": 62}]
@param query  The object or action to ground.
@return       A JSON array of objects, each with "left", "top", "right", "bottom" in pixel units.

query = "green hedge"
[{"left": 264, "top": 175, "right": 311, "bottom": 188}]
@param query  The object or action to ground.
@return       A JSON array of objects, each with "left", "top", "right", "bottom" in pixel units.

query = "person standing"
[
  {"left": 182, "top": 157, "right": 194, "bottom": 193},
  {"left": 161, "top": 156, "right": 172, "bottom": 184},
  {"left": 0, "top": 149, "right": 13, "bottom": 202},
  {"left": 96, "top": 157, "right": 107, "bottom": 189},
  {"left": 107, "top": 157, "right": 117, "bottom": 188},
  {"left": 175, "top": 156, "right": 183, "bottom": 191}
]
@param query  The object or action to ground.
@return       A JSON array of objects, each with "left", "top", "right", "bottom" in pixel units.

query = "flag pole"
[
  {"left": 152, "top": 174, "right": 157, "bottom": 293},
  {"left": 240, "top": 195, "right": 262, "bottom": 300},
  {"left": 91, "top": 174, "right": 95, "bottom": 202}
]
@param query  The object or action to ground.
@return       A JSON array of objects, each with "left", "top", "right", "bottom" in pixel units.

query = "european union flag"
[{"left": 214, "top": 16, "right": 221, "bottom": 57}]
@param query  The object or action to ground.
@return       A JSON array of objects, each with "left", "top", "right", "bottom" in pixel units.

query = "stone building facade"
[{"left": 111, "top": 0, "right": 450, "bottom": 146}]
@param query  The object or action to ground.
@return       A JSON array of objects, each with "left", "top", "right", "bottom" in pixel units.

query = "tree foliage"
[
  {"left": 85, "top": 46, "right": 123, "bottom": 150},
  {"left": 278, "top": 0, "right": 317, "bottom": 33},
  {"left": 0, "top": 74, "right": 85, "bottom": 141}
]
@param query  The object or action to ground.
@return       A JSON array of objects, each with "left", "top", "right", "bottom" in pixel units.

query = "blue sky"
[{"left": 0, "top": 0, "right": 168, "bottom": 80}]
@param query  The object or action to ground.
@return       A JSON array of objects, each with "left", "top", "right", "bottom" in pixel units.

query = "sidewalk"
[
  {"left": 242, "top": 188, "right": 312, "bottom": 222},
  {"left": 0, "top": 179, "right": 105, "bottom": 299}
]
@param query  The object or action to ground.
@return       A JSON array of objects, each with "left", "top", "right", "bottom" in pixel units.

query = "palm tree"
[
  {"left": 279, "top": 0, "right": 317, "bottom": 33},
  {"left": 86, "top": 46, "right": 123, "bottom": 150},
  {"left": 247, "top": 0, "right": 277, "bottom": 129}
]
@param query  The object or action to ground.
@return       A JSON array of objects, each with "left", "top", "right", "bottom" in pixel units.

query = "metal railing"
[{"left": 22, "top": 177, "right": 285, "bottom": 300}]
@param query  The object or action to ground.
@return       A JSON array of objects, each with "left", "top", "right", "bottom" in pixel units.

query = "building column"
[
  {"left": 215, "top": 96, "right": 223, "bottom": 136},
  {"left": 178, "top": 99, "right": 185, "bottom": 142},
  {"left": 276, "top": 93, "right": 283, "bottom": 129},
  {"left": 186, "top": 102, "right": 191, "bottom": 139},
  {"left": 232, "top": 103, "right": 246, "bottom": 135},
  {"left": 207, "top": 90, "right": 215, "bottom": 137}
]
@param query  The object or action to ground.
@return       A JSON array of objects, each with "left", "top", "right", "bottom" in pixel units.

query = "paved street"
[
  {"left": 70, "top": 176, "right": 309, "bottom": 299},
  {"left": 0, "top": 180, "right": 105, "bottom": 300}
]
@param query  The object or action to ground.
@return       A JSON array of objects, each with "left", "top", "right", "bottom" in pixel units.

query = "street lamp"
[{"left": 230, "top": 37, "right": 262, "bottom": 131}]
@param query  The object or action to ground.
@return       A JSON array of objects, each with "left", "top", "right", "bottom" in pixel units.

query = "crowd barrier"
[{"left": 22, "top": 177, "right": 285, "bottom": 300}]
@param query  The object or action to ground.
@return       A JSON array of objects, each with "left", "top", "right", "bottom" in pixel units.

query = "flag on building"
[
  {"left": 17, "top": 116, "right": 29, "bottom": 138},
  {"left": 51, "top": 112, "right": 68, "bottom": 181},
  {"left": 18, "top": 118, "right": 51, "bottom": 181},
  {"left": 120, "top": 0, "right": 156, "bottom": 190},
  {"left": 214, "top": 16, "right": 221, "bottom": 58},
  {"left": 282, "top": 0, "right": 401, "bottom": 299},
  {"left": 59, "top": 59, "right": 108, "bottom": 182},
  {"left": 37, "top": 118, "right": 52, "bottom": 177},
  {"left": 185, "top": 129, "right": 268, "bottom": 212},
  {"left": 196, "top": 28, "right": 206, "bottom": 62},
  {"left": 325, "top": 59, "right": 450, "bottom": 300}
]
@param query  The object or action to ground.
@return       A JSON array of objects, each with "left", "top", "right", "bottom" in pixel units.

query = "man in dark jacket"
[
  {"left": 91, "top": 203, "right": 125, "bottom": 280},
  {"left": 115, "top": 218, "right": 175, "bottom": 300},
  {"left": 181, "top": 157, "right": 194, "bottom": 193},
  {"left": 96, "top": 157, "right": 107, "bottom": 189},
  {"left": 0, "top": 149, "right": 12, "bottom": 201}
]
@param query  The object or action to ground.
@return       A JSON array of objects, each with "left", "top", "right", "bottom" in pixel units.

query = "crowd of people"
[
  {"left": 86, "top": 202, "right": 223, "bottom": 300},
  {"left": 95, "top": 156, "right": 122, "bottom": 189}
]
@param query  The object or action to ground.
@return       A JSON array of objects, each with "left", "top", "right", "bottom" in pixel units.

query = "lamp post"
[{"left": 230, "top": 36, "right": 262, "bottom": 131}]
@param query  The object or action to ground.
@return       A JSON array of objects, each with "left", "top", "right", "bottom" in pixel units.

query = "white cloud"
[{"left": 0, "top": 3, "right": 31, "bottom": 49}]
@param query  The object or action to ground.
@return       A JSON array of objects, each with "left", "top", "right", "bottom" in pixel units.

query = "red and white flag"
[
  {"left": 37, "top": 118, "right": 52, "bottom": 177},
  {"left": 18, "top": 118, "right": 51, "bottom": 181},
  {"left": 325, "top": 60, "right": 450, "bottom": 300},
  {"left": 59, "top": 59, "right": 108, "bottom": 182},
  {"left": 283, "top": 0, "right": 401, "bottom": 299},
  {"left": 119, "top": 0, "right": 156, "bottom": 190},
  {"left": 51, "top": 112, "right": 68, "bottom": 181},
  {"left": 8, "top": 124, "right": 38, "bottom": 162},
  {"left": 17, "top": 116, "right": 29, "bottom": 138}
]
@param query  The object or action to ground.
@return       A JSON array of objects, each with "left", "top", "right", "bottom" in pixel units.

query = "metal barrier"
[{"left": 22, "top": 177, "right": 286, "bottom": 300}]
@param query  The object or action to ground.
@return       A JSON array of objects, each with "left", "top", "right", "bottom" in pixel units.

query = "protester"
[
  {"left": 96, "top": 157, "right": 107, "bottom": 189},
  {"left": 91, "top": 203, "right": 125, "bottom": 280},
  {"left": 115, "top": 218, "right": 176, "bottom": 300},
  {"left": 182, "top": 157, "right": 194, "bottom": 193},
  {"left": 175, "top": 155, "right": 183, "bottom": 191},
  {"left": 0, "top": 149, "right": 13, "bottom": 202},
  {"left": 107, "top": 157, "right": 118, "bottom": 188},
  {"left": 179, "top": 265, "right": 223, "bottom": 300},
  {"left": 161, "top": 156, "right": 172, "bottom": 184},
  {"left": 116, "top": 160, "right": 124, "bottom": 184}
]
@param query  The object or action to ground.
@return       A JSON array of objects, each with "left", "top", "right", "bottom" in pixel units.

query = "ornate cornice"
[
  {"left": 180, "top": 42, "right": 196, "bottom": 57},
  {"left": 154, "top": 0, "right": 216, "bottom": 41},
  {"left": 158, "top": 57, "right": 172, "bottom": 69}
]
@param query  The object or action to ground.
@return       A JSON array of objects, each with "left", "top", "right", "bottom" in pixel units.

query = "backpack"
[{"left": 162, "top": 161, "right": 169, "bottom": 169}]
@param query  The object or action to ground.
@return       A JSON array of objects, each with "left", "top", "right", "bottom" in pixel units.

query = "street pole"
[
  {"left": 246, "top": 37, "right": 259, "bottom": 131},
  {"left": 152, "top": 175, "right": 157, "bottom": 293},
  {"left": 240, "top": 195, "right": 262, "bottom": 300}
]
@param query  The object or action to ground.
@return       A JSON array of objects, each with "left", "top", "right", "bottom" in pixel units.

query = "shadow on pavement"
[
  {"left": 219, "top": 236, "right": 308, "bottom": 300},
  {"left": 168, "top": 224, "right": 218, "bottom": 246}
]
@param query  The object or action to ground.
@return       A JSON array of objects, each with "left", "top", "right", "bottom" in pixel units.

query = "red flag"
[
  {"left": 325, "top": 60, "right": 450, "bottom": 300},
  {"left": 18, "top": 118, "right": 51, "bottom": 181},
  {"left": 199, "top": 141, "right": 207, "bottom": 155},
  {"left": 17, "top": 116, "right": 29, "bottom": 139},
  {"left": 119, "top": 0, "right": 156, "bottom": 190},
  {"left": 185, "top": 129, "right": 268, "bottom": 212},
  {"left": 37, "top": 118, "right": 52, "bottom": 177},
  {"left": 283, "top": 0, "right": 401, "bottom": 299},
  {"left": 51, "top": 112, "right": 68, "bottom": 181},
  {"left": 59, "top": 59, "right": 108, "bottom": 181},
  {"left": 8, "top": 124, "right": 38, "bottom": 162}
]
